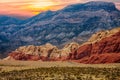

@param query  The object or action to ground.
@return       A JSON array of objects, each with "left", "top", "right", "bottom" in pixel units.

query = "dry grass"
[
  {"left": 0, "top": 60, "right": 120, "bottom": 72},
  {"left": 0, "top": 60, "right": 120, "bottom": 80}
]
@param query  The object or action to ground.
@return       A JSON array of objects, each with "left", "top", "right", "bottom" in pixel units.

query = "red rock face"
[
  {"left": 8, "top": 52, "right": 68, "bottom": 61},
  {"left": 69, "top": 44, "right": 92, "bottom": 60},
  {"left": 76, "top": 53, "right": 120, "bottom": 64},
  {"left": 7, "top": 42, "right": 79, "bottom": 61},
  {"left": 70, "top": 31, "right": 120, "bottom": 63},
  {"left": 9, "top": 52, "right": 41, "bottom": 61},
  {"left": 91, "top": 32, "right": 120, "bottom": 54}
]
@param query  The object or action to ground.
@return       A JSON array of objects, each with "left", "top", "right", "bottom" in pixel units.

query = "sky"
[{"left": 0, "top": 0, "right": 120, "bottom": 19}]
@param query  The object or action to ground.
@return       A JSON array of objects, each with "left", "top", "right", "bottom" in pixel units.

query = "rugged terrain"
[
  {"left": 0, "top": 1, "right": 120, "bottom": 56},
  {"left": 1, "top": 1, "right": 120, "bottom": 80},
  {"left": 70, "top": 27, "right": 120, "bottom": 63},
  {"left": 5, "top": 42, "right": 79, "bottom": 61},
  {"left": 5, "top": 27, "right": 120, "bottom": 63}
]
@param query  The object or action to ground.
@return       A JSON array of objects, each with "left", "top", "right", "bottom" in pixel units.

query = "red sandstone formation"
[
  {"left": 9, "top": 52, "right": 41, "bottom": 61},
  {"left": 5, "top": 42, "right": 79, "bottom": 61},
  {"left": 70, "top": 30, "right": 120, "bottom": 63},
  {"left": 75, "top": 53, "right": 120, "bottom": 64}
]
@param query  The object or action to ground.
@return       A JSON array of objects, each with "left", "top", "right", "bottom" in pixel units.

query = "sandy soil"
[{"left": 0, "top": 60, "right": 120, "bottom": 71}]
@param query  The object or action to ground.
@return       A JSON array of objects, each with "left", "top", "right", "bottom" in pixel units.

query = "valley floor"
[{"left": 0, "top": 60, "right": 120, "bottom": 80}]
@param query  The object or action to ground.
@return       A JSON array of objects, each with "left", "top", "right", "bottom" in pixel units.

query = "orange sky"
[{"left": 0, "top": 0, "right": 120, "bottom": 19}]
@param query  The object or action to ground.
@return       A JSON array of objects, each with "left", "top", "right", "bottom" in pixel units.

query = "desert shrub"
[{"left": 0, "top": 67, "right": 119, "bottom": 80}]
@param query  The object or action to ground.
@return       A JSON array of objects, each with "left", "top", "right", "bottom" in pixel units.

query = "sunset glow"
[{"left": 0, "top": 0, "right": 120, "bottom": 19}]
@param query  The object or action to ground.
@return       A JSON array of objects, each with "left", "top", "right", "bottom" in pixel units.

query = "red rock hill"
[{"left": 69, "top": 28, "right": 120, "bottom": 63}]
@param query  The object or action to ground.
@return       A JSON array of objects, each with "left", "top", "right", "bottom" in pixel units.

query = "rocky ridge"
[
  {"left": 5, "top": 42, "right": 79, "bottom": 61},
  {"left": 5, "top": 27, "right": 120, "bottom": 63}
]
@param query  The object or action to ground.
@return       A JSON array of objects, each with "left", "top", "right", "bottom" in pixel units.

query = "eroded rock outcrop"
[
  {"left": 70, "top": 28, "right": 120, "bottom": 63},
  {"left": 6, "top": 42, "right": 79, "bottom": 61},
  {"left": 75, "top": 53, "right": 120, "bottom": 64},
  {"left": 86, "top": 27, "right": 120, "bottom": 44}
]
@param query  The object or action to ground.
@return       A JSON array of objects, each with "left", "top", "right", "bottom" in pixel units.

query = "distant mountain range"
[
  {"left": 0, "top": 16, "right": 21, "bottom": 25},
  {"left": 0, "top": 1, "right": 120, "bottom": 57}
]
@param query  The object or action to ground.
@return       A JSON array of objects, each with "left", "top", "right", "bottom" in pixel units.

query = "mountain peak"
[
  {"left": 63, "top": 1, "right": 117, "bottom": 12},
  {"left": 85, "top": 1, "right": 114, "bottom": 6}
]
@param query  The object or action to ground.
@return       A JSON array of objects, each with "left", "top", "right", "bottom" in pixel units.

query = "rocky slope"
[
  {"left": 86, "top": 27, "right": 120, "bottom": 44},
  {"left": 13, "top": 1, "right": 120, "bottom": 45},
  {"left": 0, "top": 1, "right": 120, "bottom": 56},
  {"left": 5, "top": 27, "right": 120, "bottom": 63},
  {"left": 70, "top": 27, "right": 120, "bottom": 63},
  {"left": 5, "top": 42, "right": 79, "bottom": 61}
]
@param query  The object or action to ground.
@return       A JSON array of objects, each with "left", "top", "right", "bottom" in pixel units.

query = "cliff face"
[
  {"left": 69, "top": 28, "right": 120, "bottom": 63},
  {"left": 76, "top": 53, "right": 120, "bottom": 64},
  {"left": 5, "top": 28, "right": 120, "bottom": 63}
]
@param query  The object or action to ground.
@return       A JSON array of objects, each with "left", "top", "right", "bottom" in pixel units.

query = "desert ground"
[
  {"left": 0, "top": 60, "right": 120, "bottom": 71},
  {"left": 0, "top": 60, "right": 120, "bottom": 80}
]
